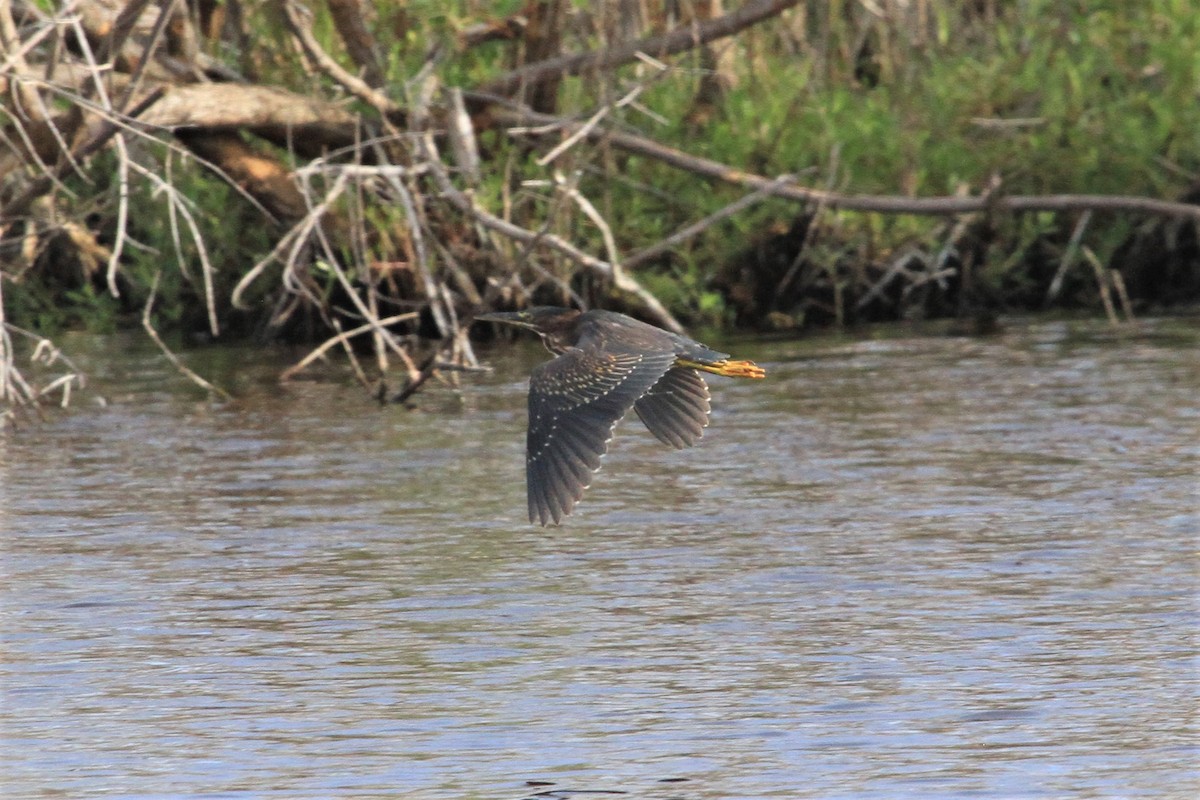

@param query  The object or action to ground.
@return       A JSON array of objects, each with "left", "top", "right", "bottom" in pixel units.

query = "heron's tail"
[{"left": 677, "top": 358, "right": 766, "bottom": 379}]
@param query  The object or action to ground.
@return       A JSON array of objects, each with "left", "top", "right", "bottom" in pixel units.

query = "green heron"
[{"left": 476, "top": 307, "right": 766, "bottom": 526}]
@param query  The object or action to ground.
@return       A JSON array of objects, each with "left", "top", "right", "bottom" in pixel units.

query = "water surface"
[{"left": 2, "top": 317, "right": 1197, "bottom": 798}]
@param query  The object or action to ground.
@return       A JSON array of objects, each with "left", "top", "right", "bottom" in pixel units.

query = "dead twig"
[
  {"left": 112, "top": 0, "right": 176, "bottom": 113},
  {"left": 106, "top": 133, "right": 131, "bottom": 298},
  {"left": 776, "top": 146, "right": 841, "bottom": 299},
  {"left": 2, "top": 85, "right": 166, "bottom": 220},
  {"left": 1, "top": 265, "right": 86, "bottom": 424},
  {"left": 376, "top": 166, "right": 451, "bottom": 338},
  {"left": 281, "top": 0, "right": 400, "bottom": 116},
  {"left": 0, "top": 322, "right": 87, "bottom": 423},
  {"left": 331, "top": 317, "right": 371, "bottom": 387},
  {"left": 554, "top": 170, "right": 620, "bottom": 272},
  {"left": 126, "top": 159, "right": 220, "bottom": 335},
  {"left": 296, "top": 171, "right": 423, "bottom": 377},
  {"left": 1110, "top": 268, "right": 1135, "bottom": 324},
  {"left": 477, "top": 0, "right": 803, "bottom": 97},
  {"left": 141, "top": 271, "right": 233, "bottom": 400},
  {"left": 1081, "top": 246, "right": 1121, "bottom": 327},
  {"left": 446, "top": 87, "right": 481, "bottom": 185},
  {"left": 1046, "top": 210, "right": 1092, "bottom": 306},
  {"left": 857, "top": 248, "right": 922, "bottom": 311},
  {"left": 386, "top": 352, "right": 438, "bottom": 405},
  {"left": 625, "top": 174, "right": 796, "bottom": 269},
  {"left": 536, "top": 80, "right": 658, "bottom": 167},
  {"left": 280, "top": 312, "right": 420, "bottom": 382},
  {"left": 380, "top": 285, "right": 483, "bottom": 404},
  {"left": 420, "top": 133, "right": 684, "bottom": 333}
]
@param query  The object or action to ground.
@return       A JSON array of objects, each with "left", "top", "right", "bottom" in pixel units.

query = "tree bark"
[
  {"left": 326, "top": 0, "right": 385, "bottom": 88},
  {"left": 520, "top": 0, "right": 569, "bottom": 114}
]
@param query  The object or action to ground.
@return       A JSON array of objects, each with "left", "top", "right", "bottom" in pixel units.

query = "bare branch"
[
  {"left": 280, "top": 0, "right": 400, "bottom": 116},
  {"left": 126, "top": 159, "right": 220, "bottom": 335},
  {"left": 1082, "top": 246, "right": 1120, "bottom": 327},
  {"left": 142, "top": 271, "right": 233, "bottom": 400},
  {"left": 420, "top": 133, "right": 684, "bottom": 333},
  {"left": 139, "top": 83, "right": 360, "bottom": 142},
  {"left": 280, "top": 312, "right": 420, "bottom": 382},
  {"left": 477, "top": 0, "right": 803, "bottom": 97},
  {"left": 537, "top": 81, "right": 652, "bottom": 167},
  {"left": 1045, "top": 210, "right": 1092, "bottom": 306},
  {"left": 2, "top": 85, "right": 165, "bottom": 219},
  {"left": 1, "top": 271, "right": 87, "bottom": 424},
  {"left": 106, "top": 133, "right": 131, "bottom": 297},
  {"left": 326, "top": 0, "right": 385, "bottom": 88},
  {"left": 625, "top": 174, "right": 796, "bottom": 269},
  {"left": 485, "top": 99, "right": 1200, "bottom": 222}
]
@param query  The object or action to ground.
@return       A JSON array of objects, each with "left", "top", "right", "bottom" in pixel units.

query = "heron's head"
[{"left": 475, "top": 306, "right": 581, "bottom": 335}]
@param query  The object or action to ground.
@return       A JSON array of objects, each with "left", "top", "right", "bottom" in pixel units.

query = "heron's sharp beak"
[{"left": 475, "top": 311, "right": 529, "bottom": 327}]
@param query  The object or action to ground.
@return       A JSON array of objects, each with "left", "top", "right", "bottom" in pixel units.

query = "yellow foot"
[{"left": 679, "top": 358, "right": 767, "bottom": 379}]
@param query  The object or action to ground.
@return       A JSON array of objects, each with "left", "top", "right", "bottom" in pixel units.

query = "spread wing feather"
[
  {"left": 526, "top": 346, "right": 676, "bottom": 525},
  {"left": 633, "top": 367, "right": 712, "bottom": 449}
]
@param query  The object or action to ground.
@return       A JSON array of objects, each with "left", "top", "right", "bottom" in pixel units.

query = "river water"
[{"left": 2, "top": 317, "right": 1197, "bottom": 799}]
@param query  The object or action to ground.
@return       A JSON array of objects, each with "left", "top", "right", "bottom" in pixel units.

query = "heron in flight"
[{"left": 476, "top": 307, "right": 765, "bottom": 525}]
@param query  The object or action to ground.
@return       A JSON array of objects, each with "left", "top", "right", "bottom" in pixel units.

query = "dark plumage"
[{"left": 476, "top": 307, "right": 765, "bottom": 526}]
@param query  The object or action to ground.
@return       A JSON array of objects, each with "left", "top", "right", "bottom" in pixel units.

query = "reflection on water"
[{"left": 2, "top": 317, "right": 1197, "bottom": 798}]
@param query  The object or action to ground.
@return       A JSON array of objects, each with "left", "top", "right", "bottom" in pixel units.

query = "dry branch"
[
  {"left": 477, "top": 0, "right": 803, "bottom": 97},
  {"left": 280, "top": 312, "right": 419, "bottom": 382},
  {"left": 326, "top": 0, "right": 385, "bottom": 89},
  {"left": 280, "top": 0, "right": 399, "bottom": 117},
  {"left": 1, "top": 272, "right": 86, "bottom": 425},
  {"left": 484, "top": 99, "right": 1200, "bottom": 222},
  {"left": 175, "top": 130, "right": 308, "bottom": 223},
  {"left": 419, "top": 133, "right": 684, "bottom": 333},
  {"left": 624, "top": 174, "right": 796, "bottom": 269},
  {"left": 1046, "top": 210, "right": 1092, "bottom": 306},
  {"left": 2, "top": 85, "right": 165, "bottom": 219},
  {"left": 142, "top": 271, "right": 232, "bottom": 400},
  {"left": 140, "top": 83, "right": 362, "bottom": 152}
]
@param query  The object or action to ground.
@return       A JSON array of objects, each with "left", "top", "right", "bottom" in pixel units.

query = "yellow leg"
[{"left": 677, "top": 358, "right": 766, "bottom": 379}]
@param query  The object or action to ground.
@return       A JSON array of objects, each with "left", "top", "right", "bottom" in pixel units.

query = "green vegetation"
[{"left": 2, "top": 0, "right": 1197, "bottom": 413}]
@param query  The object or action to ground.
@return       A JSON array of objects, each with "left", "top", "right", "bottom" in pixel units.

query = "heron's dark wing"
[
  {"left": 526, "top": 348, "right": 676, "bottom": 526},
  {"left": 633, "top": 367, "right": 711, "bottom": 449}
]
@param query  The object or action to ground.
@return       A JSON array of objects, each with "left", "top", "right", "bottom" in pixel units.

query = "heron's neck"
[{"left": 538, "top": 332, "right": 572, "bottom": 355}]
